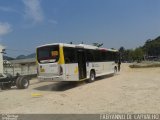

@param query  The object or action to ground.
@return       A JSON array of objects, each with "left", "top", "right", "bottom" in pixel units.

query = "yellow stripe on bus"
[
  {"left": 36, "top": 48, "right": 38, "bottom": 65},
  {"left": 58, "top": 45, "right": 65, "bottom": 64},
  {"left": 74, "top": 67, "right": 78, "bottom": 74}
]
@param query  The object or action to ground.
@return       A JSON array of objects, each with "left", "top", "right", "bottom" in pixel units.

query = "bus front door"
[{"left": 77, "top": 50, "right": 86, "bottom": 80}]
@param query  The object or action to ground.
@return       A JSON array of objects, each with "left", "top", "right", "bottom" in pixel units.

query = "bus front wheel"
[{"left": 114, "top": 67, "right": 117, "bottom": 75}]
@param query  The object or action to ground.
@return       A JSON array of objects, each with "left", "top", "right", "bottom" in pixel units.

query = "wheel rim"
[
  {"left": 90, "top": 73, "right": 95, "bottom": 81},
  {"left": 22, "top": 79, "right": 29, "bottom": 87}
]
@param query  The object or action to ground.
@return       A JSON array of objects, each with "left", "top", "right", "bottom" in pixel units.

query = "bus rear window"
[{"left": 37, "top": 45, "right": 59, "bottom": 63}]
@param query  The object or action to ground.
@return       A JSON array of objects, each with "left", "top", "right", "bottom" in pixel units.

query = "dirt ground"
[{"left": 0, "top": 63, "right": 160, "bottom": 114}]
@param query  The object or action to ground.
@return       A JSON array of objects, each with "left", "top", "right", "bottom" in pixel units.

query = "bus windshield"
[{"left": 37, "top": 45, "right": 59, "bottom": 63}]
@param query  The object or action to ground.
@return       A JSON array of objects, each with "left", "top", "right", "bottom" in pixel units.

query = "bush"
[{"left": 129, "top": 62, "right": 160, "bottom": 68}]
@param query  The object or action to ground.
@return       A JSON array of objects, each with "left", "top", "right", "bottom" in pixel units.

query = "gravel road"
[{"left": 0, "top": 63, "right": 160, "bottom": 114}]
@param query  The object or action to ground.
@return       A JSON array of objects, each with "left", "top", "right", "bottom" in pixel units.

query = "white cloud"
[
  {"left": 23, "top": 0, "right": 44, "bottom": 23},
  {"left": 0, "top": 22, "right": 12, "bottom": 36}
]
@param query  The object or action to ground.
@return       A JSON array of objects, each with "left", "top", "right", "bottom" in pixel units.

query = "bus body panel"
[
  {"left": 86, "top": 62, "right": 117, "bottom": 78},
  {"left": 38, "top": 63, "right": 59, "bottom": 76},
  {"left": 38, "top": 64, "right": 66, "bottom": 81},
  {"left": 65, "top": 63, "right": 79, "bottom": 81},
  {"left": 104, "top": 61, "right": 115, "bottom": 73}
]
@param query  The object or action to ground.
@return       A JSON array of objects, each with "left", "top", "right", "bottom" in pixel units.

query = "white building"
[{"left": 0, "top": 45, "right": 4, "bottom": 73}]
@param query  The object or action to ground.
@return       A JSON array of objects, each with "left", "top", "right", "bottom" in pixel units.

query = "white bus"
[{"left": 36, "top": 43, "right": 120, "bottom": 82}]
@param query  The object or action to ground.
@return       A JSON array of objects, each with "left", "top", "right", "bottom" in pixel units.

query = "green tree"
[
  {"left": 143, "top": 36, "right": 160, "bottom": 57},
  {"left": 132, "top": 47, "right": 144, "bottom": 62},
  {"left": 92, "top": 43, "right": 103, "bottom": 47}
]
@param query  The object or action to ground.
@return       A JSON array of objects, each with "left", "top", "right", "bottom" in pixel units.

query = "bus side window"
[
  {"left": 86, "top": 49, "right": 94, "bottom": 62},
  {"left": 101, "top": 51, "right": 106, "bottom": 62},
  {"left": 93, "top": 50, "right": 102, "bottom": 62},
  {"left": 64, "top": 47, "right": 77, "bottom": 64},
  {"left": 65, "top": 57, "right": 70, "bottom": 63}
]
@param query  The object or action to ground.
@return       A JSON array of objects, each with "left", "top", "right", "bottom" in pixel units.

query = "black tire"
[
  {"left": 1, "top": 84, "right": 5, "bottom": 90},
  {"left": 88, "top": 70, "right": 95, "bottom": 83},
  {"left": 114, "top": 67, "right": 117, "bottom": 75},
  {"left": 1, "top": 83, "right": 11, "bottom": 90},
  {"left": 16, "top": 76, "right": 30, "bottom": 89},
  {"left": 16, "top": 77, "right": 21, "bottom": 89}
]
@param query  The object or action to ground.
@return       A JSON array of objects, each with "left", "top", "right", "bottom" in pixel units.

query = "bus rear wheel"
[{"left": 88, "top": 70, "right": 95, "bottom": 83}]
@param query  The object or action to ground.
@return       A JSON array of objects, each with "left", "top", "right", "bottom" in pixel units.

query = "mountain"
[
  {"left": 3, "top": 56, "right": 15, "bottom": 60},
  {"left": 16, "top": 53, "right": 36, "bottom": 59},
  {"left": 26, "top": 53, "right": 36, "bottom": 58},
  {"left": 16, "top": 55, "right": 26, "bottom": 59}
]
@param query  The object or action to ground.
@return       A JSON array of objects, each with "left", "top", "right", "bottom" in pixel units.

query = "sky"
[{"left": 0, "top": 0, "right": 160, "bottom": 57}]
